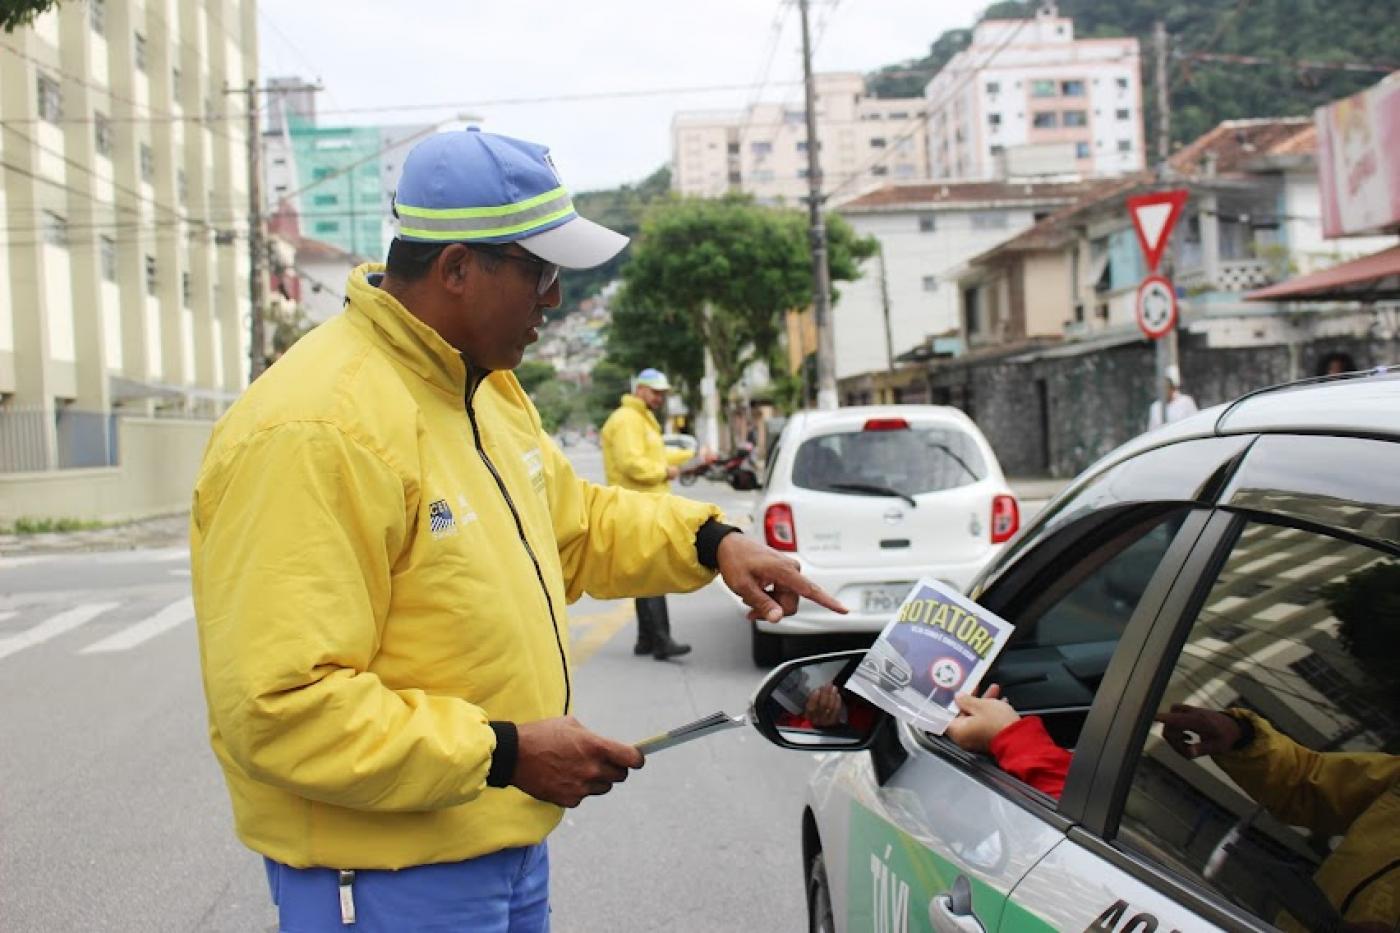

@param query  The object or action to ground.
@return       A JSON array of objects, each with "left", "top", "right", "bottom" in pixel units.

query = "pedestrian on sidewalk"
[
  {"left": 190, "top": 128, "right": 845, "bottom": 933},
  {"left": 600, "top": 367, "right": 698, "bottom": 660},
  {"left": 1147, "top": 364, "right": 1199, "bottom": 430}
]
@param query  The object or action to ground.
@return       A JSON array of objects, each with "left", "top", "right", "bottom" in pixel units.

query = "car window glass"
[
  {"left": 791, "top": 426, "right": 987, "bottom": 496},
  {"left": 993, "top": 511, "right": 1187, "bottom": 723},
  {"left": 762, "top": 438, "right": 782, "bottom": 490},
  {"left": 1116, "top": 520, "right": 1400, "bottom": 932}
]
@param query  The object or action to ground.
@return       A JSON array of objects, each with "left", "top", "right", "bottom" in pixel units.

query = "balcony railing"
[{"left": 1176, "top": 259, "right": 1275, "bottom": 293}]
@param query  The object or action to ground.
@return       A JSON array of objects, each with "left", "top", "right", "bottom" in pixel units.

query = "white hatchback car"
[{"left": 751, "top": 405, "right": 1018, "bottom": 665}]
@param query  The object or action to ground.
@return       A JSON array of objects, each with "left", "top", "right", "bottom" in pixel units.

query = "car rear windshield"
[{"left": 791, "top": 425, "right": 988, "bottom": 497}]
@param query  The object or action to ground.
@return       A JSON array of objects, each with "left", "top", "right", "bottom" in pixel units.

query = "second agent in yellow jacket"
[{"left": 601, "top": 370, "right": 698, "bottom": 658}]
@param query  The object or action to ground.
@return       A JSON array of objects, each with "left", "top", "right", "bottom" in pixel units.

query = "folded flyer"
[
  {"left": 845, "top": 577, "right": 1014, "bottom": 735},
  {"left": 634, "top": 711, "right": 746, "bottom": 755}
]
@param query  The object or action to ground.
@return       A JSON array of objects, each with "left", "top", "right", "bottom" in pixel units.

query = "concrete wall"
[
  {"left": 928, "top": 333, "right": 1398, "bottom": 479},
  {"left": 0, "top": 416, "right": 211, "bottom": 524}
]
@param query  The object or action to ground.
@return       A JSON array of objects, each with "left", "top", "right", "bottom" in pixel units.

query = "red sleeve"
[{"left": 988, "top": 716, "right": 1071, "bottom": 800}]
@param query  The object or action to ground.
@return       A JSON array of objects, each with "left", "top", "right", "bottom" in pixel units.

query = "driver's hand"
[{"left": 945, "top": 684, "right": 1020, "bottom": 754}]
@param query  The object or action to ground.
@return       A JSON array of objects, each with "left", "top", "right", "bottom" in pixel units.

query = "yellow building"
[{"left": 0, "top": 0, "right": 256, "bottom": 516}]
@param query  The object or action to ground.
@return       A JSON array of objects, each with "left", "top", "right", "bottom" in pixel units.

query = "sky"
[{"left": 257, "top": 1, "right": 990, "bottom": 192}]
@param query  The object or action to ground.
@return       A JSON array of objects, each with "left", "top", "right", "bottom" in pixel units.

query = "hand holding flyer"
[{"left": 845, "top": 577, "right": 1014, "bottom": 735}]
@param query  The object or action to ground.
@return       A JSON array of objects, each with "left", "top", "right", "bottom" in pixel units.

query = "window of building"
[
  {"left": 918, "top": 214, "right": 936, "bottom": 233},
  {"left": 134, "top": 32, "right": 147, "bottom": 73},
  {"left": 1031, "top": 79, "right": 1057, "bottom": 98},
  {"left": 182, "top": 272, "right": 192, "bottom": 307},
  {"left": 312, "top": 166, "right": 333, "bottom": 180},
  {"left": 1075, "top": 141, "right": 1091, "bottom": 159},
  {"left": 752, "top": 169, "right": 775, "bottom": 183},
  {"left": 1117, "top": 520, "right": 1400, "bottom": 931},
  {"left": 796, "top": 140, "right": 822, "bottom": 152},
  {"left": 1118, "top": 139, "right": 1132, "bottom": 153},
  {"left": 177, "top": 169, "right": 187, "bottom": 205},
  {"left": 94, "top": 111, "right": 112, "bottom": 157},
  {"left": 37, "top": 73, "right": 62, "bottom": 124},
  {"left": 970, "top": 211, "right": 1010, "bottom": 231},
  {"left": 42, "top": 211, "right": 68, "bottom": 248},
  {"left": 783, "top": 109, "right": 806, "bottom": 124},
  {"left": 172, "top": 66, "right": 181, "bottom": 91},
  {"left": 312, "top": 193, "right": 338, "bottom": 206},
  {"left": 797, "top": 168, "right": 810, "bottom": 179},
  {"left": 986, "top": 81, "right": 1000, "bottom": 95},
  {"left": 1063, "top": 110, "right": 1088, "bottom": 128},
  {"left": 988, "top": 113, "right": 1002, "bottom": 128},
  {"left": 144, "top": 255, "right": 157, "bottom": 296},
  {"left": 887, "top": 111, "right": 907, "bottom": 120},
  {"left": 750, "top": 140, "right": 772, "bottom": 156},
  {"left": 922, "top": 275, "right": 937, "bottom": 292},
  {"left": 727, "top": 170, "right": 741, "bottom": 184},
  {"left": 315, "top": 221, "right": 341, "bottom": 234},
  {"left": 990, "top": 144, "right": 1006, "bottom": 156},
  {"left": 869, "top": 137, "right": 886, "bottom": 148},
  {"left": 726, "top": 141, "right": 739, "bottom": 155},
  {"left": 1060, "top": 79, "right": 1086, "bottom": 97},
  {"left": 100, "top": 236, "right": 117, "bottom": 283},
  {"left": 90, "top": 0, "right": 105, "bottom": 36},
  {"left": 1116, "top": 76, "right": 1130, "bottom": 90},
  {"left": 1032, "top": 111, "right": 1058, "bottom": 129},
  {"left": 894, "top": 163, "right": 917, "bottom": 177},
  {"left": 139, "top": 143, "right": 154, "bottom": 183},
  {"left": 1116, "top": 108, "right": 1131, "bottom": 121},
  {"left": 871, "top": 165, "right": 888, "bottom": 176}
]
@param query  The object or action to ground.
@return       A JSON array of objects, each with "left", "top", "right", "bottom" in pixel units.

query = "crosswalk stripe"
[
  {"left": 0, "top": 602, "right": 120, "bottom": 662},
  {"left": 81, "top": 596, "right": 195, "bottom": 654}
]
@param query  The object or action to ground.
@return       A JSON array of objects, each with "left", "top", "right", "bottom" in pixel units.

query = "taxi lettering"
[
  {"left": 869, "top": 844, "right": 910, "bottom": 933},
  {"left": 1085, "top": 898, "right": 1182, "bottom": 933}
]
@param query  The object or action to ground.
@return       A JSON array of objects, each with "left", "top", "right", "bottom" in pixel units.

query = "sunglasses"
[{"left": 469, "top": 244, "right": 560, "bottom": 296}]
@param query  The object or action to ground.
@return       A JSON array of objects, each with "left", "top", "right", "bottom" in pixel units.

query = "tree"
[
  {"left": 605, "top": 297, "right": 705, "bottom": 417},
  {"left": 584, "top": 357, "right": 632, "bottom": 428},
  {"left": 2, "top": 0, "right": 59, "bottom": 32},
  {"left": 616, "top": 196, "right": 876, "bottom": 430},
  {"left": 559, "top": 165, "right": 673, "bottom": 317},
  {"left": 514, "top": 359, "right": 559, "bottom": 395}
]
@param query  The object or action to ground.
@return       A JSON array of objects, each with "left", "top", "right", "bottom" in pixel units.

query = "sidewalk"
[
  {"left": 1008, "top": 476, "right": 1072, "bottom": 502},
  {"left": 0, "top": 513, "right": 190, "bottom": 558}
]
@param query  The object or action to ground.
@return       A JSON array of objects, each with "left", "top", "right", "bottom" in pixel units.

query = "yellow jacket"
[
  {"left": 600, "top": 394, "right": 692, "bottom": 494},
  {"left": 1218, "top": 710, "right": 1400, "bottom": 930},
  {"left": 190, "top": 264, "right": 721, "bottom": 870}
]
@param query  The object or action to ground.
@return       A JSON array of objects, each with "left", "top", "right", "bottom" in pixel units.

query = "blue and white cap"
[
  {"left": 392, "top": 128, "right": 628, "bottom": 270},
  {"left": 635, "top": 368, "right": 672, "bottom": 391}
]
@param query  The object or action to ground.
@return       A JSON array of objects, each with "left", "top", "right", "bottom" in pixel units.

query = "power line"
[{"left": 1177, "top": 50, "right": 1399, "bottom": 76}]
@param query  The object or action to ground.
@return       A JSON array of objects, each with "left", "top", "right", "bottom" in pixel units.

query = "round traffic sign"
[{"left": 1136, "top": 274, "right": 1177, "bottom": 340}]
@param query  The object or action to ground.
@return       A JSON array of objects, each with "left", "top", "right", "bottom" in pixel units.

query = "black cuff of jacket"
[
  {"left": 696, "top": 518, "right": 743, "bottom": 570},
  {"left": 486, "top": 721, "right": 518, "bottom": 788},
  {"left": 1228, "top": 710, "right": 1257, "bottom": 751}
]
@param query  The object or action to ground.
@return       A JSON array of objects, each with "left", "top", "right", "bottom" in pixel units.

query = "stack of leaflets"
[
  {"left": 845, "top": 576, "right": 1014, "bottom": 735},
  {"left": 634, "top": 711, "right": 746, "bottom": 755}
]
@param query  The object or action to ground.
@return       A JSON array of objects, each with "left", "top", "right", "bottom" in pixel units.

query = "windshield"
[{"left": 791, "top": 426, "right": 988, "bottom": 497}]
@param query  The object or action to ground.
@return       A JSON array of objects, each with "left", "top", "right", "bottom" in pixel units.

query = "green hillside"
[{"left": 866, "top": 0, "right": 1398, "bottom": 153}]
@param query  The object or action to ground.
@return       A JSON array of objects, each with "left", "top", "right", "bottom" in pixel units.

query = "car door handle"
[{"left": 928, "top": 875, "right": 985, "bottom": 933}]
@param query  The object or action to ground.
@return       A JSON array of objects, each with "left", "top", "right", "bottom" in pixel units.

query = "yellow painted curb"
[{"left": 567, "top": 602, "right": 636, "bottom": 665}]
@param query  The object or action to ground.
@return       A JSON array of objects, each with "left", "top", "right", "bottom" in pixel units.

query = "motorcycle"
[{"left": 678, "top": 442, "right": 760, "bottom": 491}]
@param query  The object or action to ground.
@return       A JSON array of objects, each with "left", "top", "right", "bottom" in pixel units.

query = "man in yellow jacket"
[
  {"left": 601, "top": 368, "right": 698, "bottom": 660},
  {"left": 190, "top": 128, "right": 844, "bottom": 932}
]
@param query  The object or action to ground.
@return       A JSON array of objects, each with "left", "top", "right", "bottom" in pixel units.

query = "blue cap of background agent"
[{"left": 391, "top": 127, "right": 629, "bottom": 270}]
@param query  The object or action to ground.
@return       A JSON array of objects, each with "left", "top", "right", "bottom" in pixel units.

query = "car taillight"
[
  {"left": 764, "top": 503, "right": 798, "bottom": 552},
  {"left": 990, "top": 495, "right": 1019, "bottom": 544},
  {"left": 862, "top": 418, "right": 909, "bottom": 431}
]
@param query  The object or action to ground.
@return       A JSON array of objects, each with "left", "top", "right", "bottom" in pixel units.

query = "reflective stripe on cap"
[{"left": 396, "top": 187, "right": 575, "bottom": 241}]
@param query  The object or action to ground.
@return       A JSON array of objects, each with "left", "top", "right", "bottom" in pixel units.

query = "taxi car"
[
  {"left": 749, "top": 370, "right": 1400, "bottom": 933},
  {"left": 751, "top": 405, "right": 1018, "bottom": 666}
]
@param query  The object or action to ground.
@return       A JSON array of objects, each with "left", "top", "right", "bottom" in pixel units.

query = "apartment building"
[
  {"left": 924, "top": 3, "right": 1144, "bottom": 181},
  {"left": 672, "top": 72, "right": 928, "bottom": 205},
  {"left": 0, "top": 0, "right": 256, "bottom": 471}
]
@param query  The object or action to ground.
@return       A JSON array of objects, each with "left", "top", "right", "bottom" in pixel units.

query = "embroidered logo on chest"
[
  {"left": 522, "top": 447, "right": 547, "bottom": 497},
  {"left": 428, "top": 499, "right": 457, "bottom": 538}
]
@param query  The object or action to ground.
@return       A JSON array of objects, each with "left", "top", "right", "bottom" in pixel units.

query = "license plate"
[{"left": 861, "top": 584, "right": 913, "bottom": 614}]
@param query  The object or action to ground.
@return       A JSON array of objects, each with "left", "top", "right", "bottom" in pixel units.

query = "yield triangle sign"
[{"left": 1126, "top": 189, "right": 1189, "bottom": 273}]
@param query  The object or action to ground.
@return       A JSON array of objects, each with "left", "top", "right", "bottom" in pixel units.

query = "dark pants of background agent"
[{"left": 633, "top": 596, "right": 690, "bottom": 660}]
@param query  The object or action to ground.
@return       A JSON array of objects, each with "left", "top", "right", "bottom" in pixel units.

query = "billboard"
[{"left": 1316, "top": 72, "right": 1400, "bottom": 237}]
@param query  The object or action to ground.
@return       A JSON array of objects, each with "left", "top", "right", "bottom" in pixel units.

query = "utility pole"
[
  {"left": 228, "top": 80, "right": 320, "bottom": 382},
  {"left": 798, "top": 0, "right": 838, "bottom": 410},
  {"left": 1153, "top": 19, "right": 1180, "bottom": 420},
  {"left": 877, "top": 242, "right": 895, "bottom": 383},
  {"left": 242, "top": 79, "right": 267, "bottom": 382}
]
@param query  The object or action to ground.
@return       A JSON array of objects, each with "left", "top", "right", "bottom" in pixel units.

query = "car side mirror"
[{"left": 749, "top": 650, "right": 889, "bottom": 751}]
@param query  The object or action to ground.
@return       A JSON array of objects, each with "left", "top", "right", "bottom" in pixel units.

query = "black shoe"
[
  {"left": 652, "top": 639, "right": 692, "bottom": 661},
  {"left": 633, "top": 642, "right": 654, "bottom": 656}
]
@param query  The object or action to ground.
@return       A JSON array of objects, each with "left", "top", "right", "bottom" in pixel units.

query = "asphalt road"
[{"left": 0, "top": 445, "right": 1048, "bottom": 932}]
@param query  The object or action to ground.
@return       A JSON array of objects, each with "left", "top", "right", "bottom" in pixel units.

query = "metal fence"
[{"left": 0, "top": 407, "right": 123, "bottom": 472}]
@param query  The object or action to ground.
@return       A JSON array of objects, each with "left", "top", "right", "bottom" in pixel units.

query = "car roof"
[
  {"left": 786, "top": 404, "right": 979, "bottom": 433},
  {"left": 1081, "top": 369, "right": 1400, "bottom": 480}
]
